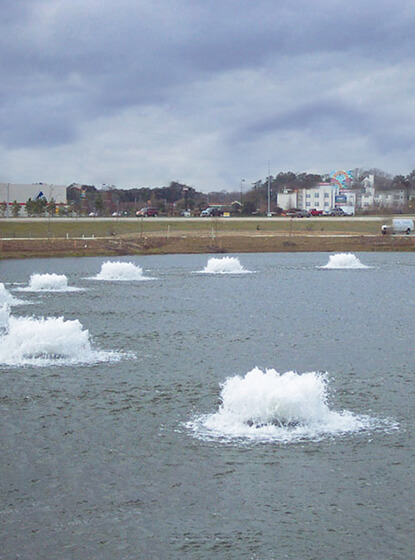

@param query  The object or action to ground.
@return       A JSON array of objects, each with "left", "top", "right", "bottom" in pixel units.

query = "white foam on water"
[
  {"left": 90, "top": 261, "right": 154, "bottom": 281},
  {"left": 197, "top": 256, "right": 253, "bottom": 274},
  {"left": 17, "top": 273, "right": 83, "bottom": 292},
  {"left": 0, "top": 283, "right": 24, "bottom": 306},
  {"left": 0, "top": 307, "right": 124, "bottom": 366},
  {"left": 319, "top": 253, "right": 370, "bottom": 269},
  {"left": 187, "top": 367, "right": 392, "bottom": 443},
  {"left": 0, "top": 304, "right": 10, "bottom": 332}
]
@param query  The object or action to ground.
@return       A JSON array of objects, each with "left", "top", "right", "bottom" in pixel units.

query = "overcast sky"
[{"left": 1, "top": 0, "right": 415, "bottom": 191}]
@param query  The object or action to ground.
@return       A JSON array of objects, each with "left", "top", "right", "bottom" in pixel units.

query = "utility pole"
[
  {"left": 267, "top": 161, "right": 271, "bottom": 216},
  {"left": 6, "top": 183, "right": 10, "bottom": 218},
  {"left": 240, "top": 179, "right": 245, "bottom": 207},
  {"left": 183, "top": 186, "right": 189, "bottom": 211},
  {"left": 48, "top": 184, "right": 53, "bottom": 239}
]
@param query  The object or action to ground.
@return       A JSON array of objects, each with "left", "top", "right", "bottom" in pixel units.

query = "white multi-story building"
[
  {"left": 277, "top": 190, "right": 298, "bottom": 210},
  {"left": 0, "top": 183, "right": 67, "bottom": 216},
  {"left": 278, "top": 183, "right": 340, "bottom": 211},
  {"left": 374, "top": 190, "right": 406, "bottom": 208},
  {"left": 359, "top": 175, "right": 407, "bottom": 209},
  {"left": 278, "top": 173, "right": 408, "bottom": 214},
  {"left": 298, "top": 183, "right": 338, "bottom": 211},
  {"left": 359, "top": 175, "right": 375, "bottom": 208}
]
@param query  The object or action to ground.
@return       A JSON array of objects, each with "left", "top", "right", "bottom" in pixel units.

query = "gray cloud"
[{"left": 1, "top": 0, "right": 415, "bottom": 188}]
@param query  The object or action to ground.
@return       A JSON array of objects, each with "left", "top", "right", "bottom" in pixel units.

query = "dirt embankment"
[{"left": 1, "top": 232, "right": 414, "bottom": 259}]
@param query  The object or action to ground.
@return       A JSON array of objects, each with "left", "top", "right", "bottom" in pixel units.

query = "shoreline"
[{"left": 1, "top": 232, "right": 414, "bottom": 259}]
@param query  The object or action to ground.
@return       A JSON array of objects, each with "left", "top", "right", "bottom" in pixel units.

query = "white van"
[
  {"left": 339, "top": 205, "right": 355, "bottom": 216},
  {"left": 382, "top": 218, "right": 414, "bottom": 235}
]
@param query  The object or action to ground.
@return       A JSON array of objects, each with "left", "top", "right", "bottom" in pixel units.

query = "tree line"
[
  {"left": 2, "top": 168, "right": 415, "bottom": 217},
  {"left": 67, "top": 169, "right": 415, "bottom": 216}
]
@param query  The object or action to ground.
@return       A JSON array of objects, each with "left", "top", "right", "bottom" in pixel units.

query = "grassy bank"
[
  {"left": 0, "top": 217, "right": 414, "bottom": 259},
  {"left": 0, "top": 216, "right": 385, "bottom": 238}
]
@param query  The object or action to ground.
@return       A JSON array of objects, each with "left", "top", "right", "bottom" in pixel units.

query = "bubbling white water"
[
  {"left": 91, "top": 261, "right": 154, "bottom": 281},
  {"left": 188, "top": 367, "right": 376, "bottom": 443},
  {"left": 199, "top": 256, "right": 253, "bottom": 274},
  {"left": 320, "top": 253, "right": 370, "bottom": 269},
  {"left": 0, "top": 304, "right": 10, "bottom": 332},
  {"left": 0, "top": 307, "right": 122, "bottom": 366},
  {"left": 0, "top": 283, "right": 23, "bottom": 305},
  {"left": 18, "top": 273, "right": 82, "bottom": 292}
]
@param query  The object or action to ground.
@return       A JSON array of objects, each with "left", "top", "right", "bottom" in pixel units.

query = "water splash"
[
  {"left": 319, "top": 253, "right": 370, "bottom": 269},
  {"left": 0, "top": 304, "right": 10, "bottom": 332},
  {"left": 0, "top": 283, "right": 24, "bottom": 306},
  {"left": 187, "top": 367, "right": 385, "bottom": 443},
  {"left": 17, "top": 273, "right": 82, "bottom": 292},
  {"left": 91, "top": 261, "right": 154, "bottom": 281},
  {"left": 198, "top": 257, "right": 253, "bottom": 274},
  {"left": 0, "top": 307, "right": 123, "bottom": 366}
]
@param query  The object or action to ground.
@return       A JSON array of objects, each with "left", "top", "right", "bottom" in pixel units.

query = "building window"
[
  {"left": 314, "top": 193, "right": 319, "bottom": 198},
  {"left": 306, "top": 193, "right": 311, "bottom": 198},
  {"left": 324, "top": 202, "right": 329, "bottom": 206},
  {"left": 324, "top": 193, "right": 329, "bottom": 198}
]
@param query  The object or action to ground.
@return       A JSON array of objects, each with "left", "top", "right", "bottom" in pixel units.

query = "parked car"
[
  {"left": 287, "top": 209, "right": 310, "bottom": 218},
  {"left": 136, "top": 207, "right": 158, "bottom": 217},
  {"left": 200, "top": 207, "right": 222, "bottom": 217},
  {"left": 286, "top": 208, "right": 310, "bottom": 218},
  {"left": 310, "top": 208, "right": 323, "bottom": 216},
  {"left": 180, "top": 210, "right": 191, "bottom": 217},
  {"left": 330, "top": 208, "right": 345, "bottom": 216}
]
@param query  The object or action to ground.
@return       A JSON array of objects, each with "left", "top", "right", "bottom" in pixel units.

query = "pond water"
[{"left": 1, "top": 252, "right": 414, "bottom": 559}]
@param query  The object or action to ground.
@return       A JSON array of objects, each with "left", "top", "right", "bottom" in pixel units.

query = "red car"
[
  {"left": 136, "top": 207, "right": 159, "bottom": 217},
  {"left": 310, "top": 208, "right": 323, "bottom": 216}
]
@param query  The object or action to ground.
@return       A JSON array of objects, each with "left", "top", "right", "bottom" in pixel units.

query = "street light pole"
[
  {"left": 240, "top": 179, "right": 245, "bottom": 207},
  {"left": 6, "top": 183, "right": 10, "bottom": 218},
  {"left": 48, "top": 184, "right": 54, "bottom": 238}
]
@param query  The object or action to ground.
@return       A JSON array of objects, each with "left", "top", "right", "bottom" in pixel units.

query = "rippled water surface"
[{"left": 1, "top": 252, "right": 415, "bottom": 559}]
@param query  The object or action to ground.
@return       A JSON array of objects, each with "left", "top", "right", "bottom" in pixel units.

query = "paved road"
[{"left": 2, "top": 215, "right": 410, "bottom": 223}]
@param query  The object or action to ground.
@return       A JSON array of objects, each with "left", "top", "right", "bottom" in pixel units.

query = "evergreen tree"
[
  {"left": 47, "top": 198, "right": 57, "bottom": 216},
  {"left": 11, "top": 200, "right": 20, "bottom": 217}
]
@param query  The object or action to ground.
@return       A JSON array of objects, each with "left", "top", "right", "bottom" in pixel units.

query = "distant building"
[
  {"left": 374, "top": 189, "right": 406, "bottom": 209},
  {"left": 278, "top": 183, "right": 339, "bottom": 212},
  {"left": 278, "top": 172, "right": 408, "bottom": 214},
  {"left": 277, "top": 190, "right": 298, "bottom": 210},
  {"left": 359, "top": 175, "right": 407, "bottom": 210},
  {"left": 0, "top": 183, "right": 67, "bottom": 216},
  {"left": 298, "top": 183, "right": 338, "bottom": 211}
]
